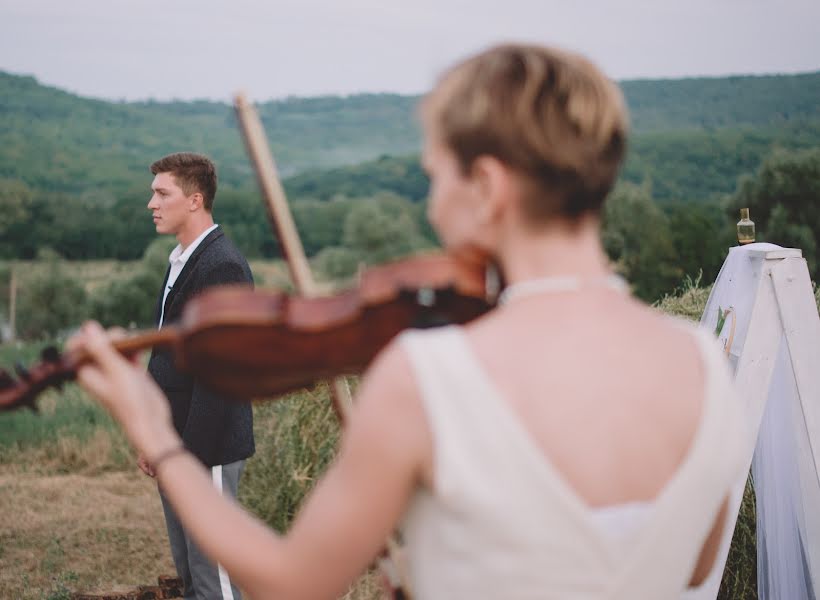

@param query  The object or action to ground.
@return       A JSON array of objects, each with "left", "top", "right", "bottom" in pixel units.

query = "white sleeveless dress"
[{"left": 398, "top": 323, "right": 748, "bottom": 599}]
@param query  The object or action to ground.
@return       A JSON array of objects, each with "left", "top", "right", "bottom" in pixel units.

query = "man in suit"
[{"left": 145, "top": 152, "right": 254, "bottom": 600}]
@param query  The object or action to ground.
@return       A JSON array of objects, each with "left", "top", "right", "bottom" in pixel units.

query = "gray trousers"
[{"left": 160, "top": 460, "right": 245, "bottom": 600}]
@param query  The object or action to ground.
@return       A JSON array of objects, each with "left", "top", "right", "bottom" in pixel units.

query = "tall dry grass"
[{"left": 239, "top": 384, "right": 342, "bottom": 532}]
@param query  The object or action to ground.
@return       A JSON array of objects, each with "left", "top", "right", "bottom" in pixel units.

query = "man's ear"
[
  {"left": 470, "top": 156, "right": 510, "bottom": 225},
  {"left": 189, "top": 192, "right": 205, "bottom": 211}
]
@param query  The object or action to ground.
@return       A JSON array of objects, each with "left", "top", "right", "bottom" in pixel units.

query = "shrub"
[
  {"left": 90, "top": 237, "right": 174, "bottom": 328},
  {"left": 15, "top": 250, "right": 87, "bottom": 339}
]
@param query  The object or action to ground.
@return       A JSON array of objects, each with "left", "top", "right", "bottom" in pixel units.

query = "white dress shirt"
[{"left": 159, "top": 224, "right": 219, "bottom": 328}]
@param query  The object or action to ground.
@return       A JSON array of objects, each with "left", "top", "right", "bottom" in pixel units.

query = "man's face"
[{"left": 147, "top": 172, "right": 193, "bottom": 237}]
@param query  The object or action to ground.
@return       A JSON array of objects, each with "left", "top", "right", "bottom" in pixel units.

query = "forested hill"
[
  {"left": 0, "top": 72, "right": 420, "bottom": 191},
  {"left": 619, "top": 72, "right": 820, "bottom": 130},
  {"left": 1, "top": 69, "right": 819, "bottom": 195}
]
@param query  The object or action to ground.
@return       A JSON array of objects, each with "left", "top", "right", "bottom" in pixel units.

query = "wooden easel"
[{"left": 691, "top": 245, "right": 820, "bottom": 598}]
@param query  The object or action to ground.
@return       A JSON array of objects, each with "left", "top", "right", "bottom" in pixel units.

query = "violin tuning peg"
[
  {"left": 41, "top": 346, "right": 60, "bottom": 363},
  {"left": 15, "top": 362, "right": 31, "bottom": 382}
]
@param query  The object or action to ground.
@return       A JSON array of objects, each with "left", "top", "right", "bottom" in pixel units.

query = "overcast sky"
[{"left": 1, "top": 0, "right": 818, "bottom": 102}]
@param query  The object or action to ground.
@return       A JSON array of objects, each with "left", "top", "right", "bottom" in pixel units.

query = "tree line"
[{"left": 3, "top": 125, "right": 820, "bottom": 262}]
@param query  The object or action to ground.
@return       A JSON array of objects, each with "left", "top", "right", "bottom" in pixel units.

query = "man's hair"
[
  {"left": 422, "top": 44, "right": 628, "bottom": 222},
  {"left": 150, "top": 152, "right": 218, "bottom": 211}
]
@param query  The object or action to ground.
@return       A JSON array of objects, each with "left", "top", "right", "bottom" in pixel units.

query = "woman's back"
[
  {"left": 400, "top": 289, "right": 747, "bottom": 598},
  {"left": 468, "top": 289, "right": 707, "bottom": 508}
]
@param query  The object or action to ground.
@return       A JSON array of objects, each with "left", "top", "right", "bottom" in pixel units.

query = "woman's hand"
[{"left": 67, "top": 321, "right": 181, "bottom": 461}]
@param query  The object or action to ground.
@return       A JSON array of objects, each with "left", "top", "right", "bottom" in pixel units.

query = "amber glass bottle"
[{"left": 737, "top": 208, "right": 755, "bottom": 245}]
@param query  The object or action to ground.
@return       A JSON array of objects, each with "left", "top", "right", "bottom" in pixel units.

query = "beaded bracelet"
[{"left": 151, "top": 445, "right": 188, "bottom": 472}]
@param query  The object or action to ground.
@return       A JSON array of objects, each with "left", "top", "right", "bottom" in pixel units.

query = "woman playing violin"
[{"left": 70, "top": 44, "right": 747, "bottom": 599}]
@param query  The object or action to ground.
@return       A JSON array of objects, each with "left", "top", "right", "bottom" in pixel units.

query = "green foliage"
[
  {"left": 216, "top": 189, "right": 277, "bottom": 258},
  {"left": 285, "top": 155, "right": 428, "bottom": 202},
  {"left": 0, "top": 178, "right": 33, "bottom": 248},
  {"left": 311, "top": 194, "right": 433, "bottom": 279},
  {"left": 91, "top": 269, "right": 161, "bottom": 329},
  {"left": 666, "top": 204, "right": 735, "bottom": 284},
  {"left": 727, "top": 148, "right": 820, "bottom": 277},
  {"left": 619, "top": 71, "right": 820, "bottom": 133},
  {"left": 313, "top": 246, "right": 361, "bottom": 281},
  {"left": 621, "top": 120, "right": 820, "bottom": 202},
  {"left": 0, "top": 189, "right": 155, "bottom": 260},
  {"left": 602, "top": 183, "right": 681, "bottom": 300},
  {"left": 15, "top": 251, "right": 88, "bottom": 339},
  {"left": 90, "top": 237, "right": 175, "bottom": 328},
  {"left": 292, "top": 197, "right": 360, "bottom": 256},
  {"left": 342, "top": 194, "right": 430, "bottom": 262},
  {"left": 603, "top": 181, "right": 740, "bottom": 301},
  {"left": 767, "top": 205, "right": 817, "bottom": 268}
]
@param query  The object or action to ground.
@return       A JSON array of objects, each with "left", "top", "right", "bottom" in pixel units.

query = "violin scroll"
[{"left": 0, "top": 346, "right": 70, "bottom": 412}]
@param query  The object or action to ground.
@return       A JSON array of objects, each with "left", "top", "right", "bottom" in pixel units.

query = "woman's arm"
[
  {"left": 688, "top": 498, "right": 729, "bottom": 587},
  {"left": 72, "top": 322, "right": 430, "bottom": 599}
]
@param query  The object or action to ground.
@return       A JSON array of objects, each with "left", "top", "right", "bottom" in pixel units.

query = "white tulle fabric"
[{"left": 753, "top": 341, "right": 816, "bottom": 599}]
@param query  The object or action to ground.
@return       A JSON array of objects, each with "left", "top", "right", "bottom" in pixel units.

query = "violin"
[{"left": 0, "top": 252, "right": 495, "bottom": 413}]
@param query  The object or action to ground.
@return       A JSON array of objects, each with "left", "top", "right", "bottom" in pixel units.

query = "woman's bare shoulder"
[{"left": 351, "top": 333, "right": 435, "bottom": 487}]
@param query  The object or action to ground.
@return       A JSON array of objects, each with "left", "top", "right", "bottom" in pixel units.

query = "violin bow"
[{"left": 234, "top": 93, "right": 412, "bottom": 600}]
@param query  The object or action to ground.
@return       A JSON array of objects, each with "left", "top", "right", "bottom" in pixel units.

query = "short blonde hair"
[{"left": 422, "top": 44, "right": 628, "bottom": 221}]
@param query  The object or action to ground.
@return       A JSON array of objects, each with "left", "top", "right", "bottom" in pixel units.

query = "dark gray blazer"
[{"left": 147, "top": 226, "right": 255, "bottom": 467}]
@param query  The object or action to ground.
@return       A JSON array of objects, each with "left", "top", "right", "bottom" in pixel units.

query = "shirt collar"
[{"left": 169, "top": 223, "right": 219, "bottom": 266}]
